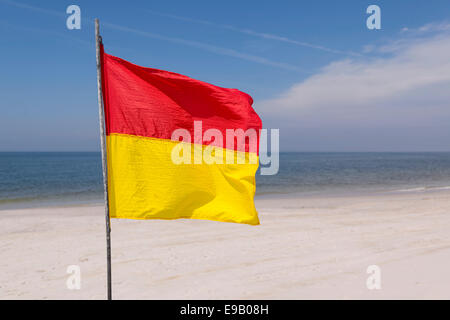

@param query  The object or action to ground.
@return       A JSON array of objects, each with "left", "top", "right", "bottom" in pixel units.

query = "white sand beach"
[{"left": 1, "top": 190, "right": 449, "bottom": 300}]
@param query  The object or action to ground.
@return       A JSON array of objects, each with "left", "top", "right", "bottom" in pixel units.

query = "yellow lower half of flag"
[{"left": 106, "top": 133, "right": 260, "bottom": 225}]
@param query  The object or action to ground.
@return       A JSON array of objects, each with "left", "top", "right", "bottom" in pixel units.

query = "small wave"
[
  {"left": 393, "top": 186, "right": 450, "bottom": 193},
  {"left": 0, "top": 196, "right": 43, "bottom": 204},
  {"left": 0, "top": 190, "right": 104, "bottom": 210}
]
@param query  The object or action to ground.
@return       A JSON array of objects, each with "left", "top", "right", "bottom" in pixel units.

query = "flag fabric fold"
[{"left": 101, "top": 45, "right": 262, "bottom": 225}]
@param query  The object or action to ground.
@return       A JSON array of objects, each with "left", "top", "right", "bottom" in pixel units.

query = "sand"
[{"left": 1, "top": 190, "right": 449, "bottom": 300}]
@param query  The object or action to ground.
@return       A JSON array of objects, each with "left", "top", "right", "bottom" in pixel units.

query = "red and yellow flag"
[{"left": 101, "top": 45, "right": 262, "bottom": 225}]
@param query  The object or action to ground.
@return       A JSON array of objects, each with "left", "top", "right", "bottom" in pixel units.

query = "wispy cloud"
[
  {"left": 366, "top": 21, "right": 450, "bottom": 55},
  {"left": 1, "top": 0, "right": 305, "bottom": 72},
  {"left": 148, "top": 10, "right": 362, "bottom": 57},
  {"left": 0, "top": 0, "right": 63, "bottom": 17},
  {"left": 0, "top": 19, "right": 92, "bottom": 47},
  {"left": 402, "top": 21, "right": 450, "bottom": 34},
  {"left": 258, "top": 24, "right": 450, "bottom": 151},
  {"left": 102, "top": 22, "right": 307, "bottom": 72}
]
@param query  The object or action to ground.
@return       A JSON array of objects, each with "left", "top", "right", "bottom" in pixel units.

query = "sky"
[{"left": 1, "top": 0, "right": 450, "bottom": 151}]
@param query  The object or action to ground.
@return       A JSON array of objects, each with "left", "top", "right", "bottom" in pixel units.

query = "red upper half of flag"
[{"left": 100, "top": 45, "right": 262, "bottom": 154}]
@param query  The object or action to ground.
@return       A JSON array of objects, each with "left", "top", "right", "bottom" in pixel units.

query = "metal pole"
[{"left": 95, "top": 18, "right": 112, "bottom": 300}]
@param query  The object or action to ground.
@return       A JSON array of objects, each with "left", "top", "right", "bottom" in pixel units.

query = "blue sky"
[{"left": 1, "top": 0, "right": 450, "bottom": 151}]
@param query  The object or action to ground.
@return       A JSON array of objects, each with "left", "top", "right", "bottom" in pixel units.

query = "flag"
[{"left": 100, "top": 45, "right": 262, "bottom": 225}]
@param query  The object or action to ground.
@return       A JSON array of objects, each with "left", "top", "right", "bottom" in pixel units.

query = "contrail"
[
  {"left": 102, "top": 22, "right": 308, "bottom": 72},
  {"left": 0, "top": 0, "right": 64, "bottom": 17},
  {"left": 148, "top": 11, "right": 362, "bottom": 57},
  {"left": 1, "top": 0, "right": 307, "bottom": 72},
  {"left": 0, "top": 19, "right": 92, "bottom": 46}
]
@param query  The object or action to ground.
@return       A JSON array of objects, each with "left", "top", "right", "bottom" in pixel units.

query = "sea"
[{"left": 1, "top": 152, "right": 450, "bottom": 210}]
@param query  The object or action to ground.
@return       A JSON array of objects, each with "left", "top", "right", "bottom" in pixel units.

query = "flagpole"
[{"left": 95, "top": 18, "right": 112, "bottom": 301}]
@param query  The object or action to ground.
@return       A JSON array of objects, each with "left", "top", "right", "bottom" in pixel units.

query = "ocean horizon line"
[
  {"left": 2, "top": 152, "right": 450, "bottom": 210},
  {"left": 1, "top": 150, "right": 450, "bottom": 154}
]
